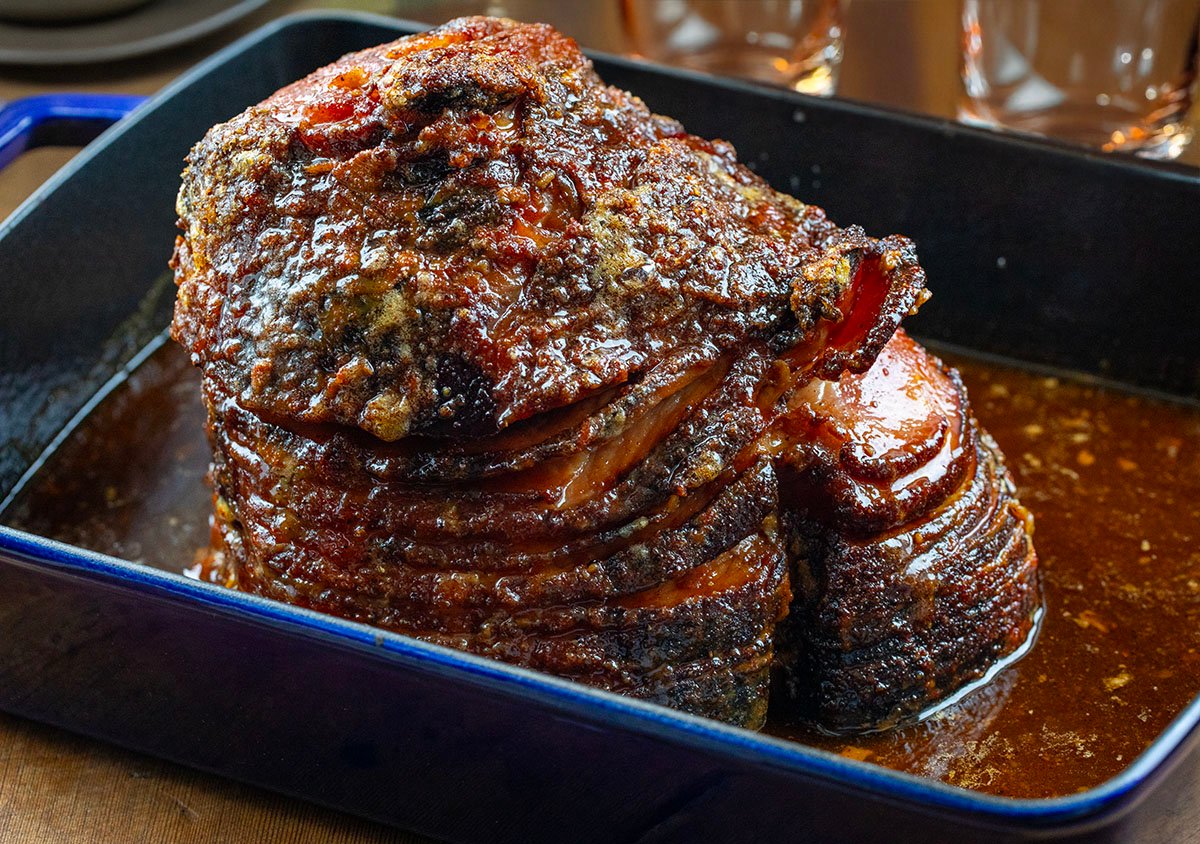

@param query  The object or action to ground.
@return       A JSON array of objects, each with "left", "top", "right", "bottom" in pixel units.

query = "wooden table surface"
[{"left": 0, "top": 2, "right": 1196, "bottom": 842}]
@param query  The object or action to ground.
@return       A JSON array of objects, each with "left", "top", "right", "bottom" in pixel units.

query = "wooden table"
[{"left": 0, "top": 2, "right": 1195, "bottom": 841}]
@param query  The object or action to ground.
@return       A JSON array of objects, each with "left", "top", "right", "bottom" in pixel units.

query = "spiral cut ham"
[
  {"left": 171, "top": 17, "right": 1039, "bottom": 731},
  {"left": 775, "top": 330, "right": 1039, "bottom": 731}
]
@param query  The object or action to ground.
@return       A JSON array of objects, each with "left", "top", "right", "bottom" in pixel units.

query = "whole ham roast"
[{"left": 170, "top": 16, "right": 1039, "bottom": 732}]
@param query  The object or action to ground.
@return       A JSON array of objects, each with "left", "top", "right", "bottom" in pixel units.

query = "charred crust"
[
  {"left": 172, "top": 17, "right": 927, "bottom": 442},
  {"left": 175, "top": 17, "right": 1036, "bottom": 732}
]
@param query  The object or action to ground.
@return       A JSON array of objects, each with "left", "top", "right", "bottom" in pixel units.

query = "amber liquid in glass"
[
  {"left": 621, "top": 0, "right": 844, "bottom": 95},
  {"left": 960, "top": 0, "right": 1199, "bottom": 159}
]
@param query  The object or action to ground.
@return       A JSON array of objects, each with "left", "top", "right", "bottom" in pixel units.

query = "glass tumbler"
[
  {"left": 960, "top": 0, "right": 1200, "bottom": 159},
  {"left": 620, "top": 0, "right": 846, "bottom": 96}
]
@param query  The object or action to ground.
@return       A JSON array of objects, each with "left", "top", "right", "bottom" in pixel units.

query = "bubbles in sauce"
[{"left": 5, "top": 342, "right": 1199, "bottom": 798}]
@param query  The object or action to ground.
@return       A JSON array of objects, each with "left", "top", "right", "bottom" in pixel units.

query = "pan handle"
[{"left": 0, "top": 93, "right": 148, "bottom": 171}]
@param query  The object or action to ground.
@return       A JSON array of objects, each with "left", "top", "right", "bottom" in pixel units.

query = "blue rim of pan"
[{"left": 3, "top": 518, "right": 1198, "bottom": 831}]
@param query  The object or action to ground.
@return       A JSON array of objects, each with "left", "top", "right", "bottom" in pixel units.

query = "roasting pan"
[{"left": 1, "top": 12, "right": 1198, "bottom": 843}]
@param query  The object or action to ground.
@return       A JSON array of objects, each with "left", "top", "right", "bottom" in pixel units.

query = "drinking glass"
[
  {"left": 620, "top": 0, "right": 846, "bottom": 96},
  {"left": 959, "top": 0, "right": 1200, "bottom": 159}
]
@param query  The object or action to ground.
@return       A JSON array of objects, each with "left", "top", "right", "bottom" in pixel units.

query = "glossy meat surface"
[
  {"left": 777, "top": 332, "right": 1040, "bottom": 731},
  {"left": 173, "top": 16, "right": 1036, "bottom": 732},
  {"left": 171, "top": 15, "right": 922, "bottom": 442}
]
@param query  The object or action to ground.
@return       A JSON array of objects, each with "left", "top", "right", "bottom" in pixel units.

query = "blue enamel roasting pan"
[{"left": 1, "top": 12, "right": 1198, "bottom": 843}]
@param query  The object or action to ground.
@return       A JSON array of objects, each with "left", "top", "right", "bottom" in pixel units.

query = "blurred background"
[{"left": 0, "top": 0, "right": 1195, "bottom": 222}]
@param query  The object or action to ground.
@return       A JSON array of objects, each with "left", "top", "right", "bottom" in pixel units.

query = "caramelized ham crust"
[
  {"left": 173, "top": 16, "right": 1036, "bottom": 731},
  {"left": 776, "top": 331, "right": 1040, "bottom": 731},
  {"left": 172, "top": 16, "right": 923, "bottom": 444}
]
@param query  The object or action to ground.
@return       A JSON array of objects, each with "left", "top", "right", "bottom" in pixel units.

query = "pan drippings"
[{"left": 7, "top": 341, "right": 1196, "bottom": 797}]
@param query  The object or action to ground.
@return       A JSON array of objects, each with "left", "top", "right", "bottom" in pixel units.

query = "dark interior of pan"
[{"left": 0, "top": 12, "right": 1197, "bottom": 844}]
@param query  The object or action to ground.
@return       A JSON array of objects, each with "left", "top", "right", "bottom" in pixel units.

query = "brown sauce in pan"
[
  {"left": 773, "top": 353, "right": 1200, "bottom": 797},
  {"left": 5, "top": 340, "right": 1199, "bottom": 798}
]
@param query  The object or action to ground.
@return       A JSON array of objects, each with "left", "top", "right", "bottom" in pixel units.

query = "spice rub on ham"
[{"left": 171, "top": 16, "right": 1039, "bottom": 731}]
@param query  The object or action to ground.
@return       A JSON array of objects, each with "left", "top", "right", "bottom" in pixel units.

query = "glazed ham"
[
  {"left": 171, "top": 17, "right": 1038, "bottom": 731},
  {"left": 776, "top": 330, "right": 1039, "bottom": 731}
]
